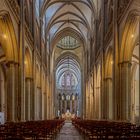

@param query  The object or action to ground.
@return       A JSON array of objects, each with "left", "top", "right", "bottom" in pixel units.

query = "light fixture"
[
  {"left": 3, "top": 34, "right": 7, "bottom": 39},
  {"left": 24, "top": 60, "right": 27, "bottom": 65},
  {"left": 131, "top": 34, "right": 134, "bottom": 38},
  {"left": 110, "top": 61, "right": 113, "bottom": 65}
]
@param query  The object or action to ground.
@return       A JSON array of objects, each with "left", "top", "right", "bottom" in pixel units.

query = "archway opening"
[
  {"left": 54, "top": 35, "right": 83, "bottom": 120},
  {"left": 55, "top": 55, "right": 81, "bottom": 119}
]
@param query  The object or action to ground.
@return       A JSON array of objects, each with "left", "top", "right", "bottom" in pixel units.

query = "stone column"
[
  {"left": 46, "top": 82, "right": 49, "bottom": 119},
  {"left": 0, "top": 69, "right": 1, "bottom": 112},
  {"left": 39, "top": 89, "right": 42, "bottom": 120},
  {"left": 105, "top": 78, "right": 113, "bottom": 120},
  {"left": 82, "top": 70, "right": 86, "bottom": 119},
  {"left": 95, "top": 87, "right": 100, "bottom": 119},
  {"left": 96, "top": 87, "right": 100, "bottom": 119},
  {"left": 88, "top": 95, "right": 90, "bottom": 119},
  {"left": 139, "top": 21, "right": 140, "bottom": 122},
  {"left": 37, "top": 87, "right": 42, "bottom": 120},
  {"left": 42, "top": 93, "right": 45, "bottom": 120},
  {"left": 35, "top": 87, "right": 41, "bottom": 120},
  {"left": 6, "top": 62, "right": 16, "bottom": 121},
  {"left": 95, "top": 88, "right": 98, "bottom": 119},
  {"left": 48, "top": 95, "right": 50, "bottom": 119},
  {"left": 90, "top": 92, "right": 93, "bottom": 119},
  {"left": 44, "top": 93, "right": 47, "bottom": 119},
  {"left": 25, "top": 78, "right": 32, "bottom": 120},
  {"left": 113, "top": 0, "right": 119, "bottom": 120},
  {"left": 19, "top": 0, "right": 25, "bottom": 121},
  {"left": 108, "top": 78, "right": 113, "bottom": 120},
  {"left": 92, "top": 94, "right": 96, "bottom": 119},
  {"left": 119, "top": 62, "right": 131, "bottom": 120},
  {"left": 30, "top": 79, "right": 34, "bottom": 120},
  {"left": 103, "top": 78, "right": 107, "bottom": 119}
]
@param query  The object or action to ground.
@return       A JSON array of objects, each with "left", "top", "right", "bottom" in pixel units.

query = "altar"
[{"left": 62, "top": 110, "right": 75, "bottom": 120}]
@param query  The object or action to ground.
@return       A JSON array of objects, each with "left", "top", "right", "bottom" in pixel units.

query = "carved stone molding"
[
  {"left": 5, "top": 0, "right": 20, "bottom": 22},
  {"left": 25, "top": 23, "right": 34, "bottom": 47},
  {"left": 118, "top": 0, "right": 131, "bottom": 19},
  {"left": 6, "top": 0, "right": 34, "bottom": 47},
  {"left": 104, "top": 23, "right": 113, "bottom": 47}
]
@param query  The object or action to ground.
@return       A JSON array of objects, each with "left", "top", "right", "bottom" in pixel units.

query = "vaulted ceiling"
[
  {"left": 55, "top": 55, "right": 81, "bottom": 89},
  {"left": 41, "top": 0, "right": 96, "bottom": 44}
]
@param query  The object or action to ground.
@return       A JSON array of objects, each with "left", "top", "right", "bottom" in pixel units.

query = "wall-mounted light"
[
  {"left": 110, "top": 61, "right": 113, "bottom": 65},
  {"left": 24, "top": 60, "right": 27, "bottom": 65},
  {"left": 3, "top": 34, "right": 7, "bottom": 39},
  {"left": 131, "top": 34, "right": 134, "bottom": 38}
]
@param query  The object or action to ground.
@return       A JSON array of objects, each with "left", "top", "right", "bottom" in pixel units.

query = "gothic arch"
[
  {"left": 105, "top": 47, "right": 113, "bottom": 119},
  {"left": 119, "top": 9, "right": 140, "bottom": 120},
  {"left": 25, "top": 48, "right": 32, "bottom": 78},
  {"left": 0, "top": 10, "right": 18, "bottom": 62},
  {"left": 120, "top": 10, "right": 140, "bottom": 62},
  {"left": 51, "top": 27, "right": 85, "bottom": 49},
  {"left": 36, "top": 64, "right": 40, "bottom": 88},
  {"left": 95, "top": 63, "right": 101, "bottom": 119},
  {"left": 105, "top": 48, "right": 113, "bottom": 78},
  {"left": 55, "top": 52, "right": 81, "bottom": 68}
]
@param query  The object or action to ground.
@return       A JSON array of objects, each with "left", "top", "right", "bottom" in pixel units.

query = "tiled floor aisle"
[{"left": 56, "top": 122, "right": 83, "bottom": 140}]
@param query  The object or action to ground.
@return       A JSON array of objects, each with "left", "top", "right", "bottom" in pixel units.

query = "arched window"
[
  {"left": 66, "top": 95, "right": 70, "bottom": 100},
  {"left": 66, "top": 73, "right": 71, "bottom": 86},
  {"left": 71, "top": 75, "right": 75, "bottom": 86},
  {"left": 62, "top": 95, "right": 65, "bottom": 100},
  {"left": 57, "top": 36, "right": 80, "bottom": 49},
  {"left": 61, "top": 75, "right": 65, "bottom": 86},
  {"left": 35, "top": 0, "right": 40, "bottom": 18},
  {"left": 72, "top": 95, "right": 75, "bottom": 100}
]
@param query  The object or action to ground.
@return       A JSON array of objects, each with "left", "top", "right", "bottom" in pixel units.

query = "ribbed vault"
[
  {"left": 55, "top": 55, "right": 81, "bottom": 89},
  {"left": 41, "top": 0, "right": 96, "bottom": 44}
]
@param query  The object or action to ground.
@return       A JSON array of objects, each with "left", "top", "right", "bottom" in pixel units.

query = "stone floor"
[{"left": 56, "top": 122, "right": 83, "bottom": 140}]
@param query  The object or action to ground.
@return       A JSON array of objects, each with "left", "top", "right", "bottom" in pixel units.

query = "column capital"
[
  {"left": 118, "top": 61, "right": 132, "bottom": 67},
  {"left": 104, "top": 77, "right": 112, "bottom": 81},
  {"left": 25, "top": 77, "right": 33, "bottom": 81},
  {"left": 37, "top": 86, "right": 41, "bottom": 89},
  {"left": 6, "top": 61, "right": 19, "bottom": 67}
]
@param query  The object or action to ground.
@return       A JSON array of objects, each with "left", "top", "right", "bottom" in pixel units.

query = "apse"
[{"left": 54, "top": 36, "right": 82, "bottom": 118}]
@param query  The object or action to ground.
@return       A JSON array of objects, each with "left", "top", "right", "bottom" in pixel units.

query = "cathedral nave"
[{"left": 0, "top": 0, "right": 140, "bottom": 139}]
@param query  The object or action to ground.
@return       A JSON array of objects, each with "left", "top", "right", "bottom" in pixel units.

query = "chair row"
[
  {"left": 72, "top": 119, "right": 140, "bottom": 139},
  {"left": 0, "top": 119, "right": 65, "bottom": 140}
]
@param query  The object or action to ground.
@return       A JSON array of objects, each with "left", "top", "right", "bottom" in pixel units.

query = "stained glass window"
[
  {"left": 71, "top": 75, "right": 75, "bottom": 86},
  {"left": 61, "top": 75, "right": 65, "bottom": 86},
  {"left": 57, "top": 36, "right": 80, "bottom": 49},
  {"left": 35, "top": 0, "right": 40, "bottom": 18},
  {"left": 66, "top": 95, "right": 70, "bottom": 100},
  {"left": 60, "top": 72, "right": 78, "bottom": 89},
  {"left": 66, "top": 74, "right": 71, "bottom": 86},
  {"left": 62, "top": 95, "right": 64, "bottom": 100},
  {"left": 72, "top": 95, "right": 75, "bottom": 100}
]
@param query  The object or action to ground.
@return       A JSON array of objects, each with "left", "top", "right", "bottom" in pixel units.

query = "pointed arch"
[
  {"left": 25, "top": 48, "right": 32, "bottom": 78},
  {"left": 0, "top": 10, "right": 18, "bottom": 62},
  {"left": 120, "top": 10, "right": 140, "bottom": 62}
]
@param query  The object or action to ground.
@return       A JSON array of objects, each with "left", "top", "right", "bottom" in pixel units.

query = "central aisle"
[{"left": 56, "top": 121, "right": 83, "bottom": 140}]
